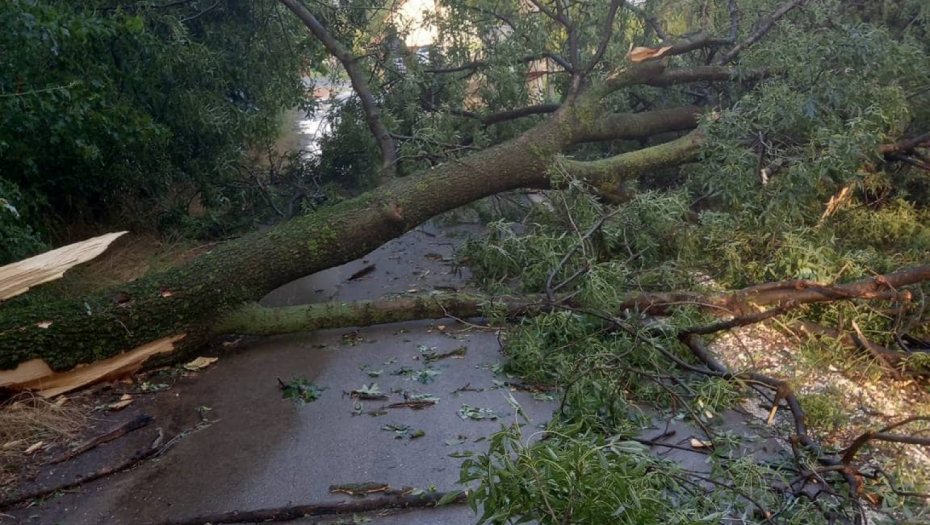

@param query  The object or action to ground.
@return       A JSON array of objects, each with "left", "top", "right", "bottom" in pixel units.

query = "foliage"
[
  {"left": 0, "top": 179, "right": 48, "bottom": 264},
  {"left": 279, "top": 377, "right": 325, "bottom": 404},
  {"left": 461, "top": 418, "right": 832, "bottom": 525},
  {"left": 798, "top": 389, "right": 852, "bottom": 437},
  {"left": 0, "top": 0, "right": 319, "bottom": 263}
]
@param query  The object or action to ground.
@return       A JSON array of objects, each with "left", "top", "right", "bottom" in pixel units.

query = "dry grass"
[{"left": 0, "top": 394, "right": 89, "bottom": 489}]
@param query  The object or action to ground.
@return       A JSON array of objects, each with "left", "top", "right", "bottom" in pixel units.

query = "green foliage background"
[{"left": 0, "top": 0, "right": 320, "bottom": 263}]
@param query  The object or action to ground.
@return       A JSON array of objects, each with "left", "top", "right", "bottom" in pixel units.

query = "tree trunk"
[
  {"left": 0, "top": 116, "right": 571, "bottom": 372},
  {"left": 0, "top": 63, "right": 714, "bottom": 373}
]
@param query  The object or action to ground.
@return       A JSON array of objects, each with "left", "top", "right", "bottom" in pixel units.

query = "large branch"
[
  {"left": 214, "top": 294, "right": 547, "bottom": 336},
  {"left": 646, "top": 66, "right": 770, "bottom": 86},
  {"left": 614, "top": 265, "right": 930, "bottom": 315},
  {"left": 571, "top": 106, "right": 702, "bottom": 143},
  {"left": 278, "top": 0, "right": 397, "bottom": 178},
  {"left": 559, "top": 130, "right": 704, "bottom": 184},
  {"left": 0, "top": 110, "right": 587, "bottom": 373}
]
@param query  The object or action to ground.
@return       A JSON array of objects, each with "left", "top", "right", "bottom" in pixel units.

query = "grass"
[
  {"left": 798, "top": 389, "right": 852, "bottom": 438},
  {"left": 0, "top": 394, "right": 88, "bottom": 491}
]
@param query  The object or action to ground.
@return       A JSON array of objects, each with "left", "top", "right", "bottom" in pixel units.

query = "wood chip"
[
  {"left": 183, "top": 356, "right": 218, "bottom": 371},
  {"left": 24, "top": 441, "right": 45, "bottom": 454},
  {"left": 108, "top": 398, "right": 134, "bottom": 411},
  {"left": 6, "top": 334, "right": 186, "bottom": 398},
  {"left": 690, "top": 438, "right": 714, "bottom": 449},
  {"left": 627, "top": 45, "right": 673, "bottom": 63},
  {"left": 3, "top": 440, "right": 24, "bottom": 450}
]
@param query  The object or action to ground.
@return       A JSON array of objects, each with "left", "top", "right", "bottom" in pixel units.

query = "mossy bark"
[{"left": 213, "top": 294, "right": 545, "bottom": 336}]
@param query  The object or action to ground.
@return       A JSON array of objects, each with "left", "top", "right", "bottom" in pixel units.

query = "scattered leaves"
[{"left": 350, "top": 383, "right": 387, "bottom": 400}]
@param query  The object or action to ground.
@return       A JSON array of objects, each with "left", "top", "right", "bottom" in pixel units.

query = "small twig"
[
  {"left": 347, "top": 264, "right": 376, "bottom": 281},
  {"left": 383, "top": 400, "right": 436, "bottom": 410},
  {"left": 841, "top": 416, "right": 930, "bottom": 465},
  {"left": 47, "top": 414, "right": 154, "bottom": 465}
]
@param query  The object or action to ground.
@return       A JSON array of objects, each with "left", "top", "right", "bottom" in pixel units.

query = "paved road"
[{"left": 7, "top": 221, "right": 555, "bottom": 525}]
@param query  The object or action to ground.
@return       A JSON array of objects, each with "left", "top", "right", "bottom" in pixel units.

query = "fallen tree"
[{"left": 1, "top": 0, "right": 928, "bottom": 382}]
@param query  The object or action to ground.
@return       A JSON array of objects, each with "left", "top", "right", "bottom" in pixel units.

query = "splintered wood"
[
  {"left": 0, "top": 334, "right": 185, "bottom": 398},
  {"left": 0, "top": 231, "right": 127, "bottom": 301}
]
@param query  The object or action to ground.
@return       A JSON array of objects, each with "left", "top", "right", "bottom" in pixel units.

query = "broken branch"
[
  {"left": 158, "top": 491, "right": 467, "bottom": 525},
  {"left": 46, "top": 414, "right": 153, "bottom": 465}
]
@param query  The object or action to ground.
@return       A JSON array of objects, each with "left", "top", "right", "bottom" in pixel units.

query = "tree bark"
[{"left": 213, "top": 294, "right": 547, "bottom": 336}]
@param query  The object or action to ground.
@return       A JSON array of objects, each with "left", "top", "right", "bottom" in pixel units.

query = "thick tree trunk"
[
  {"left": 0, "top": 116, "right": 572, "bottom": 372},
  {"left": 0, "top": 63, "right": 713, "bottom": 373}
]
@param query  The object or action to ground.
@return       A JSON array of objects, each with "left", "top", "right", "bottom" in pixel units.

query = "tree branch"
[
  {"left": 160, "top": 491, "right": 467, "bottom": 525},
  {"left": 558, "top": 130, "right": 704, "bottom": 185},
  {"left": 424, "top": 103, "right": 561, "bottom": 126},
  {"left": 481, "top": 104, "right": 562, "bottom": 125},
  {"left": 426, "top": 53, "right": 572, "bottom": 75},
  {"left": 214, "top": 293, "right": 547, "bottom": 336},
  {"left": 278, "top": 0, "right": 397, "bottom": 179},
  {"left": 645, "top": 66, "right": 770, "bottom": 86},
  {"left": 841, "top": 416, "right": 930, "bottom": 465},
  {"left": 584, "top": 0, "right": 624, "bottom": 73},
  {"left": 571, "top": 106, "right": 703, "bottom": 144},
  {"left": 621, "top": 0, "right": 668, "bottom": 41},
  {"left": 719, "top": 0, "right": 809, "bottom": 65},
  {"left": 878, "top": 131, "right": 930, "bottom": 155}
]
